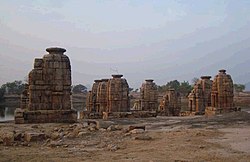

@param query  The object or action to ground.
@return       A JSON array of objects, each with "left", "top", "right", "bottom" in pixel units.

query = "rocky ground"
[{"left": 1, "top": 110, "right": 250, "bottom": 162}]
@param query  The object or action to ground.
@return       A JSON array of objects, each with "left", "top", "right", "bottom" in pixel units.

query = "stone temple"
[
  {"left": 86, "top": 80, "right": 101, "bottom": 113},
  {"left": 86, "top": 90, "right": 93, "bottom": 112},
  {"left": 140, "top": 79, "right": 158, "bottom": 111},
  {"left": 96, "top": 79, "right": 109, "bottom": 114},
  {"left": 159, "top": 89, "right": 181, "bottom": 116},
  {"left": 107, "top": 75, "right": 130, "bottom": 112},
  {"left": 86, "top": 74, "right": 130, "bottom": 116},
  {"left": 211, "top": 69, "right": 234, "bottom": 111},
  {"left": 188, "top": 76, "right": 212, "bottom": 113},
  {"left": 15, "top": 47, "right": 77, "bottom": 124}
]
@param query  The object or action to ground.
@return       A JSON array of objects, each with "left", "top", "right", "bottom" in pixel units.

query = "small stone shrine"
[
  {"left": 140, "top": 79, "right": 158, "bottom": 111},
  {"left": 159, "top": 89, "right": 181, "bottom": 116},
  {"left": 107, "top": 75, "right": 130, "bottom": 112},
  {"left": 188, "top": 76, "right": 212, "bottom": 113},
  {"left": 211, "top": 69, "right": 234, "bottom": 111}
]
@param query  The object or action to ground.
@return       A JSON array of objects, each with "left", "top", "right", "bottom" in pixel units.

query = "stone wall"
[{"left": 20, "top": 84, "right": 29, "bottom": 109}]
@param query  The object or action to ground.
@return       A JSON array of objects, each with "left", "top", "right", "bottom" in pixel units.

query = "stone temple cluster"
[
  {"left": 188, "top": 70, "right": 235, "bottom": 115},
  {"left": 15, "top": 47, "right": 236, "bottom": 124},
  {"left": 86, "top": 75, "right": 130, "bottom": 117}
]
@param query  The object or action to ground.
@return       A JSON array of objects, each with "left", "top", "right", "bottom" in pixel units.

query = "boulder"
[
  {"left": 24, "top": 132, "right": 46, "bottom": 142},
  {"left": 134, "top": 135, "right": 152, "bottom": 140},
  {"left": 130, "top": 129, "right": 145, "bottom": 134}
]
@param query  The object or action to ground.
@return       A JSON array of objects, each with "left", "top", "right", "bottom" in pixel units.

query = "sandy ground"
[{"left": 1, "top": 111, "right": 250, "bottom": 162}]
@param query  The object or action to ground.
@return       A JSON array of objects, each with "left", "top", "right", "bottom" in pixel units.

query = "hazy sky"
[{"left": 1, "top": 0, "right": 250, "bottom": 88}]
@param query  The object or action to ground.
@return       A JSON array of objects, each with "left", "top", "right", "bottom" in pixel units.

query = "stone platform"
[
  {"left": 205, "top": 106, "right": 241, "bottom": 117},
  {"left": 15, "top": 108, "right": 77, "bottom": 124}
]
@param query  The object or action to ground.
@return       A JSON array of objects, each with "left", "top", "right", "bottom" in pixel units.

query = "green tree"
[
  {"left": 179, "top": 81, "right": 192, "bottom": 96},
  {"left": 157, "top": 85, "right": 168, "bottom": 93},
  {"left": 0, "top": 88, "right": 5, "bottom": 102},
  {"left": 157, "top": 80, "right": 192, "bottom": 96},
  {"left": 72, "top": 84, "right": 87, "bottom": 93},
  {"left": 166, "top": 80, "right": 180, "bottom": 91},
  {"left": 0, "top": 80, "right": 26, "bottom": 101},
  {"left": 1, "top": 80, "right": 25, "bottom": 95},
  {"left": 234, "top": 84, "right": 245, "bottom": 92},
  {"left": 191, "top": 77, "right": 199, "bottom": 85}
]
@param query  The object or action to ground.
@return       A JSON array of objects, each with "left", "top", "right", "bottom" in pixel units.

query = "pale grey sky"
[{"left": 0, "top": 0, "right": 250, "bottom": 88}]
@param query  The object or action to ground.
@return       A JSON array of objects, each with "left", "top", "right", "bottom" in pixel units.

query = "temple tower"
[
  {"left": 15, "top": 47, "right": 77, "bottom": 123},
  {"left": 140, "top": 79, "right": 158, "bottom": 111},
  {"left": 107, "top": 75, "right": 130, "bottom": 112}
]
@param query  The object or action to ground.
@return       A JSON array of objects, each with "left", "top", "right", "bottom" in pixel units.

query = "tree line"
[
  {"left": 157, "top": 79, "right": 246, "bottom": 96},
  {"left": 0, "top": 80, "right": 26, "bottom": 102},
  {"left": 157, "top": 80, "right": 193, "bottom": 96},
  {"left": 0, "top": 80, "right": 246, "bottom": 102}
]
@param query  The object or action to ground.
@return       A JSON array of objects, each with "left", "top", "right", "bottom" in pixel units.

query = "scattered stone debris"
[
  {"left": 24, "top": 132, "right": 47, "bottom": 142},
  {"left": 107, "top": 144, "right": 119, "bottom": 151},
  {"left": 1, "top": 131, "right": 14, "bottom": 146},
  {"left": 130, "top": 129, "right": 145, "bottom": 134},
  {"left": 128, "top": 125, "right": 146, "bottom": 132}
]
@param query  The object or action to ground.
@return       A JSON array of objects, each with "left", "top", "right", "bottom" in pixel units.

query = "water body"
[
  {"left": 0, "top": 105, "right": 82, "bottom": 121},
  {"left": 0, "top": 106, "right": 15, "bottom": 122}
]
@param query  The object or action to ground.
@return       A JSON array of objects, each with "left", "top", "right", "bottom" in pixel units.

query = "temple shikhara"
[
  {"left": 188, "top": 76, "right": 212, "bottom": 114},
  {"left": 15, "top": 47, "right": 77, "bottom": 124},
  {"left": 96, "top": 79, "right": 109, "bottom": 114},
  {"left": 140, "top": 79, "right": 158, "bottom": 111},
  {"left": 210, "top": 69, "right": 234, "bottom": 110},
  {"left": 85, "top": 74, "right": 130, "bottom": 118},
  {"left": 107, "top": 75, "right": 130, "bottom": 112}
]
